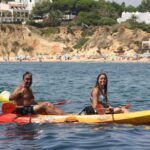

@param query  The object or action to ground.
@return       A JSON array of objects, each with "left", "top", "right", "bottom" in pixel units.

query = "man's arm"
[{"left": 9, "top": 87, "right": 23, "bottom": 101}]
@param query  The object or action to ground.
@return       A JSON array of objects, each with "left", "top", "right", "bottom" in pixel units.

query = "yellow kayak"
[
  {"left": 1, "top": 110, "right": 150, "bottom": 125},
  {"left": 32, "top": 110, "right": 150, "bottom": 125}
]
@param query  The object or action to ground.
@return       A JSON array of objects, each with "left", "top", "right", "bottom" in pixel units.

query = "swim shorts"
[{"left": 15, "top": 106, "right": 35, "bottom": 115}]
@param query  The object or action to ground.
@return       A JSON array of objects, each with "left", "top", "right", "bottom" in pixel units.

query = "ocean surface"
[{"left": 0, "top": 62, "right": 150, "bottom": 150}]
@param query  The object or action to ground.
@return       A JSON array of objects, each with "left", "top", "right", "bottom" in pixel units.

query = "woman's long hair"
[{"left": 95, "top": 72, "right": 108, "bottom": 103}]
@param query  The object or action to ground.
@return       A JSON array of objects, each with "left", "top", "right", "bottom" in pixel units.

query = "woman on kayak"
[
  {"left": 84, "top": 72, "right": 130, "bottom": 115},
  {"left": 9, "top": 71, "right": 66, "bottom": 115}
]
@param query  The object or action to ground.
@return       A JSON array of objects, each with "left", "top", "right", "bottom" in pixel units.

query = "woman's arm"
[
  {"left": 91, "top": 88, "right": 105, "bottom": 114},
  {"left": 91, "top": 88, "right": 99, "bottom": 109}
]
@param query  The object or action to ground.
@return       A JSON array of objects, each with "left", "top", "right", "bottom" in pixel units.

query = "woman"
[{"left": 86, "top": 72, "right": 130, "bottom": 115}]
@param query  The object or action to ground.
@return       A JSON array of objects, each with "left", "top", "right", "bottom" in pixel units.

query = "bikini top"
[
  {"left": 90, "top": 94, "right": 105, "bottom": 103},
  {"left": 90, "top": 88, "right": 105, "bottom": 103},
  {"left": 90, "top": 89, "right": 109, "bottom": 108}
]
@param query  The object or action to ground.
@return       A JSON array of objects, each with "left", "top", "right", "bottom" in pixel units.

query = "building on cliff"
[
  {"left": 0, "top": 0, "right": 52, "bottom": 23},
  {"left": 15, "top": 0, "right": 52, "bottom": 14},
  {"left": 0, "top": 2, "right": 29, "bottom": 23},
  {"left": 118, "top": 12, "right": 150, "bottom": 24},
  {"left": 142, "top": 39, "right": 150, "bottom": 50}
]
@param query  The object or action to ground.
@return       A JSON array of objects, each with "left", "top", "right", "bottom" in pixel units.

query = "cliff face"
[
  {"left": 82, "top": 26, "right": 149, "bottom": 55},
  {"left": 53, "top": 25, "right": 149, "bottom": 56},
  {"left": 0, "top": 24, "right": 149, "bottom": 58},
  {"left": 0, "top": 24, "right": 66, "bottom": 57}
]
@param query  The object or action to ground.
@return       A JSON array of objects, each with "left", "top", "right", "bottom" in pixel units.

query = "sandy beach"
[{"left": 0, "top": 56, "right": 150, "bottom": 63}]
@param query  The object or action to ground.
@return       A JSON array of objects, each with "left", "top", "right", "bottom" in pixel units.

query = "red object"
[
  {"left": 2, "top": 102, "right": 16, "bottom": 114},
  {"left": 0, "top": 113, "right": 31, "bottom": 124},
  {"left": 54, "top": 101, "right": 66, "bottom": 105},
  {"left": 96, "top": 104, "right": 106, "bottom": 115}
]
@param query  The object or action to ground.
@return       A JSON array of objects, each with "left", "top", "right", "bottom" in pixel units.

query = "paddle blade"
[
  {"left": 55, "top": 101, "right": 66, "bottom": 105},
  {"left": 0, "top": 91, "right": 10, "bottom": 102},
  {"left": 57, "top": 101, "right": 66, "bottom": 105},
  {"left": 53, "top": 100, "right": 70, "bottom": 105},
  {"left": 2, "top": 102, "right": 16, "bottom": 113}
]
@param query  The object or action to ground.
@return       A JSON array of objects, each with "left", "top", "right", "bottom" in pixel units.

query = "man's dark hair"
[{"left": 23, "top": 71, "right": 32, "bottom": 79}]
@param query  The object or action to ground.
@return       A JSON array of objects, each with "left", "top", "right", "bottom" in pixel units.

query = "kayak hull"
[{"left": 1, "top": 110, "right": 150, "bottom": 125}]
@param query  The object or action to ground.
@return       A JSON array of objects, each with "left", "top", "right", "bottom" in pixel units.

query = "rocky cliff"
[{"left": 0, "top": 24, "right": 149, "bottom": 59}]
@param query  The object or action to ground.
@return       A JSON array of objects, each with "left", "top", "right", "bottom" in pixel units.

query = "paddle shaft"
[{"left": 2, "top": 100, "right": 68, "bottom": 114}]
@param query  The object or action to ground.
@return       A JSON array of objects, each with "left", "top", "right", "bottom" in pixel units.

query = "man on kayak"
[{"left": 9, "top": 71, "right": 66, "bottom": 115}]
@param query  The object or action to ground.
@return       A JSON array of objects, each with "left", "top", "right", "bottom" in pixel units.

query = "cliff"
[{"left": 0, "top": 24, "right": 149, "bottom": 60}]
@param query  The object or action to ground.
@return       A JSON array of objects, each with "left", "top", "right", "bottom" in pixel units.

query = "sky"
[{"left": 109, "top": 0, "right": 142, "bottom": 7}]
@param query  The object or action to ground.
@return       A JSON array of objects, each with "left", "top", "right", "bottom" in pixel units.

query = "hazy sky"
[{"left": 110, "top": 0, "right": 142, "bottom": 6}]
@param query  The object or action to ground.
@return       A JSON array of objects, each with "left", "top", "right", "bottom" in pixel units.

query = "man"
[{"left": 9, "top": 71, "right": 66, "bottom": 115}]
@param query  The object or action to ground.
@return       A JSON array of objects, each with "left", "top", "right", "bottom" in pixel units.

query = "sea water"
[{"left": 0, "top": 62, "right": 150, "bottom": 150}]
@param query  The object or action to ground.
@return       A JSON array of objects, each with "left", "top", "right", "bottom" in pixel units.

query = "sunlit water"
[{"left": 0, "top": 62, "right": 150, "bottom": 150}]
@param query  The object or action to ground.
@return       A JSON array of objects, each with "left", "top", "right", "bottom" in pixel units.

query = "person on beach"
[
  {"left": 83, "top": 72, "right": 130, "bottom": 115},
  {"left": 9, "top": 71, "right": 66, "bottom": 115}
]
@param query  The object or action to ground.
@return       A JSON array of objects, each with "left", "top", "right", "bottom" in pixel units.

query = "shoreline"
[{"left": 0, "top": 57, "right": 150, "bottom": 63}]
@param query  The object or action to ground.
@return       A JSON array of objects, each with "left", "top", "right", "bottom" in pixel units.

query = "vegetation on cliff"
[
  {"left": 0, "top": 0, "right": 150, "bottom": 60},
  {"left": 28, "top": 0, "right": 150, "bottom": 31}
]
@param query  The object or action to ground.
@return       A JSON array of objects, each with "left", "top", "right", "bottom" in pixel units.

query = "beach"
[
  {"left": 1, "top": 25, "right": 150, "bottom": 65},
  {"left": 0, "top": 55, "right": 150, "bottom": 63}
]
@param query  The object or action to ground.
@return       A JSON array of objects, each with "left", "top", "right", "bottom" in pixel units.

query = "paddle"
[
  {"left": 0, "top": 91, "right": 70, "bottom": 104},
  {"left": 2, "top": 100, "right": 69, "bottom": 114},
  {"left": 0, "top": 90, "right": 70, "bottom": 111},
  {"left": 2, "top": 102, "right": 17, "bottom": 113}
]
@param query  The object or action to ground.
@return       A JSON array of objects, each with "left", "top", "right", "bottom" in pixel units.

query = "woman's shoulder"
[
  {"left": 91, "top": 87, "right": 99, "bottom": 95},
  {"left": 93, "top": 86, "right": 99, "bottom": 91}
]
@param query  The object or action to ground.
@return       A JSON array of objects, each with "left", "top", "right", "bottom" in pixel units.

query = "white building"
[
  {"left": 118, "top": 12, "right": 150, "bottom": 24},
  {"left": 15, "top": 0, "right": 52, "bottom": 14},
  {"left": 142, "top": 39, "right": 150, "bottom": 50},
  {"left": 0, "top": 2, "right": 29, "bottom": 23},
  {"left": 0, "top": 0, "right": 53, "bottom": 23},
  {"left": 15, "top": 0, "right": 38, "bottom": 14}
]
